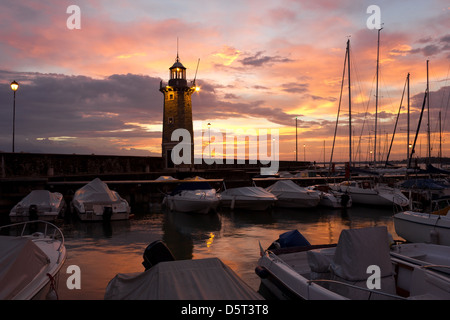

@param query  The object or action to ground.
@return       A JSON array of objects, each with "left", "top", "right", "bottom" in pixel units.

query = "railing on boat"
[
  {"left": 0, "top": 220, "right": 65, "bottom": 263},
  {"left": 306, "top": 279, "right": 407, "bottom": 300}
]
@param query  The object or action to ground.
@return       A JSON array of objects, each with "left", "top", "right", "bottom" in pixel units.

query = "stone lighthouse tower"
[{"left": 160, "top": 53, "right": 196, "bottom": 168}]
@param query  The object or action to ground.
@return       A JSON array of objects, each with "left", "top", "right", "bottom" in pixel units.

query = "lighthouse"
[{"left": 160, "top": 53, "right": 197, "bottom": 168}]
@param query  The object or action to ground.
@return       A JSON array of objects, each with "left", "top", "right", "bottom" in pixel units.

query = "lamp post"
[
  {"left": 10, "top": 81, "right": 19, "bottom": 153},
  {"left": 207, "top": 122, "right": 211, "bottom": 159}
]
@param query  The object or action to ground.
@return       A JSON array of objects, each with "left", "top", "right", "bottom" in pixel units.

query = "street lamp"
[
  {"left": 207, "top": 123, "right": 211, "bottom": 159},
  {"left": 10, "top": 81, "right": 19, "bottom": 153}
]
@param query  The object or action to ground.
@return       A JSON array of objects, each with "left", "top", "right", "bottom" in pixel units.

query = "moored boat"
[
  {"left": 163, "top": 181, "right": 220, "bottom": 214},
  {"left": 71, "top": 178, "right": 130, "bottom": 221},
  {"left": 220, "top": 186, "right": 277, "bottom": 211},
  {"left": 308, "top": 184, "right": 352, "bottom": 208},
  {"left": 266, "top": 180, "right": 320, "bottom": 208},
  {"left": 394, "top": 210, "right": 450, "bottom": 245},
  {"left": 256, "top": 226, "right": 450, "bottom": 300},
  {"left": 105, "top": 240, "right": 263, "bottom": 300},
  {"left": 9, "top": 190, "right": 66, "bottom": 222},
  {"left": 329, "top": 180, "right": 409, "bottom": 207},
  {"left": 0, "top": 220, "right": 67, "bottom": 300}
]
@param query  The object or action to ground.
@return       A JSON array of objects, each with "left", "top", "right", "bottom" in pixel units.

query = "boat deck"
[{"left": 277, "top": 251, "right": 313, "bottom": 278}]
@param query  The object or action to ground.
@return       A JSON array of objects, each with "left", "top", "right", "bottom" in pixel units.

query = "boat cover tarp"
[
  {"left": 104, "top": 257, "right": 263, "bottom": 300},
  {"left": 426, "top": 164, "right": 450, "bottom": 175},
  {"left": 266, "top": 180, "right": 307, "bottom": 194},
  {"left": 266, "top": 180, "right": 319, "bottom": 198},
  {"left": 331, "top": 226, "right": 393, "bottom": 281},
  {"left": 221, "top": 187, "right": 276, "bottom": 199},
  {"left": 277, "top": 229, "right": 311, "bottom": 248},
  {"left": 13, "top": 190, "right": 62, "bottom": 210},
  {"left": 329, "top": 226, "right": 396, "bottom": 299},
  {"left": 400, "top": 179, "right": 445, "bottom": 190},
  {"left": 73, "top": 178, "right": 121, "bottom": 204},
  {"left": 0, "top": 236, "right": 49, "bottom": 299}
]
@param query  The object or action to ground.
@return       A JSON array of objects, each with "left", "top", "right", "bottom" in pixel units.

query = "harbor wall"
[{"left": 0, "top": 152, "right": 315, "bottom": 212}]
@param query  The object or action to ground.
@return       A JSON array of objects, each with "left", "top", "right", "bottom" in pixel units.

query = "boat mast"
[
  {"left": 407, "top": 72, "right": 410, "bottom": 168},
  {"left": 374, "top": 27, "right": 382, "bottom": 167},
  {"left": 439, "top": 110, "right": 442, "bottom": 167},
  {"left": 427, "top": 60, "right": 431, "bottom": 163},
  {"left": 347, "top": 39, "right": 352, "bottom": 169},
  {"left": 328, "top": 39, "right": 348, "bottom": 177}
]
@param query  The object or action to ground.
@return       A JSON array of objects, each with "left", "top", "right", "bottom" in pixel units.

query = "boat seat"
[
  {"left": 328, "top": 226, "right": 397, "bottom": 300},
  {"left": 307, "top": 247, "right": 335, "bottom": 281}
]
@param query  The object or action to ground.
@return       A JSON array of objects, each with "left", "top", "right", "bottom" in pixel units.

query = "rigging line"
[
  {"left": 348, "top": 45, "right": 367, "bottom": 163},
  {"left": 378, "top": 71, "right": 398, "bottom": 162},
  {"left": 385, "top": 75, "right": 407, "bottom": 167},
  {"left": 441, "top": 63, "right": 450, "bottom": 129},
  {"left": 328, "top": 42, "right": 348, "bottom": 176},
  {"left": 348, "top": 44, "right": 376, "bottom": 163},
  {"left": 355, "top": 71, "right": 376, "bottom": 162}
]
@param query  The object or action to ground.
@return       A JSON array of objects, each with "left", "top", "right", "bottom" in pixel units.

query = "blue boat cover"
[
  {"left": 400, "top": 179, "right": 445, "bottom": 190},
  {"left": 277, "top": 229, "right": 311, "bottom": 248}
]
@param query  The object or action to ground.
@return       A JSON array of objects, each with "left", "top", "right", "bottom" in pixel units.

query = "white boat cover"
[
  {"left": 0, "top": 236, "right": 49, "bottom": 299},
  {"left": 221, "top": 187, "right": 276, "bottom": 199},
  {"left": 73, "top": 178, "right": 122, "bottom": 204},
  {"left": 11, "top": 190, "right": 62, "bottom": 211},
  {"left": 266, "top": 180, "right": 319, "bottom": 198},
  {"left": 329, "top": 226, "right": 396, "bottom": 299},
  {"left": 104, "top": 258, "right": 263, "bottom": 300},
  {"left": 330, "top": 226, "right": 393, "bottom": 281}
]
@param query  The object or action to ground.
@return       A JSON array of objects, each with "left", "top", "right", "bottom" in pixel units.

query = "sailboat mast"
[
  {"left": 347, "top": 39, "right": 352, "bottom": 169},
  {"left": 407, "top": 72, "right": 410, "bottom": 167},
  {"left": 427, "top": 60, "right": 431, "bottom": 163},
  {"left": 374, "top": 27, "right": 382, "bottom": 167},
  {"left": 439, "top": 111, "right": 442, "bottom": 167}
]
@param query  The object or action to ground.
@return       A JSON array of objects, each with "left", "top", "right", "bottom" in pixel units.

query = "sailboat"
[{"left": 328, "top": 33, "right": 409, "bottom": 208}]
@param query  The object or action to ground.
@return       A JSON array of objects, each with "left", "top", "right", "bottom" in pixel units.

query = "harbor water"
[{"left": 48, "top": 204, "right": 401, "bottom": 300}]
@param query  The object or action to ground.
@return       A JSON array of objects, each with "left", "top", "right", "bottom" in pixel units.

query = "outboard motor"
[
  {"left": 142, "top": 240, "right": 175, "bottom": 270},
  {"left": 341, "top": 192, "right": 350, "bottom": 208},
  {"left": 28, "top": 205, "right": 38, "bottom": 221},
  {"left": 102, "top": 206, "right": 113, "bottom": 222}
]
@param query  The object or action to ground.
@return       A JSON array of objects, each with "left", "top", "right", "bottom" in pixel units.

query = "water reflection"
[{"left": 55, "top": 204, "right": 399, "bottom": 299}]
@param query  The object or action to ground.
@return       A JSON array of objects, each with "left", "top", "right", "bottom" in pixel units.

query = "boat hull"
[
  {"left": 220, "top": 197, "right": 275, "bottom": 211},
  {"left": 0, "top": 221, "right": 66, "bottom": 300},
  {"left": 166, "top": 197, "right": 219, "bottom": 214},
  {"left": 274, "top": 197, "right": 320, "bottom": 208},
  {"left": 394, "top": 211, "right": 450, "bottom": 245}
]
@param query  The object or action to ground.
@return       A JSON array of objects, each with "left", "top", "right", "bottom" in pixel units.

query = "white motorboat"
[
  {"left": 220, "top": 186, "right": 277, "bottom": 211},
  {"left": 329, "top": 180, "right": 409, "bottom": 207},
  {"left": 105, "top": 240, "right": 263, "bottom": 300},
  {"left": 0, "top": 220, "right": 67, "bottom": 300},
  {"left": 256, "top": 226, "right": 450, "bottom": 300},
  {"left": 9, "top": 190, "right": 66, "bottom": 222},
  {"left": 394, "top": 210, "right": 450, "bottom": 245},
  {"left": 307, "top": 185, "right": 352, "bottom": 208},
  {"left": 71, "top": 178, "right": 131, "bottom": 221},
  {"left": 163, "top": 182, "right": 220, "bottom": 214},
  {"left": 266, "top": 180, "right": 320, "bottom": 208}
]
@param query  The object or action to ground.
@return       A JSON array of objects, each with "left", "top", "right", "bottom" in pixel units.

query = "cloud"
[
  {"left": 0, "top": 70, "right": 164, "bottom": 154},
  {"left": 280, "top": 82, "right": 309, "bottom": 94},
  {"left": 239, "top": 51, "right": 293, "bottom": 67}
]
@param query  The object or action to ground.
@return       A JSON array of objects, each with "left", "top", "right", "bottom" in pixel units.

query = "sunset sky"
[{"left": 0, "top": 0, "right": 449, "bottom": 163}]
